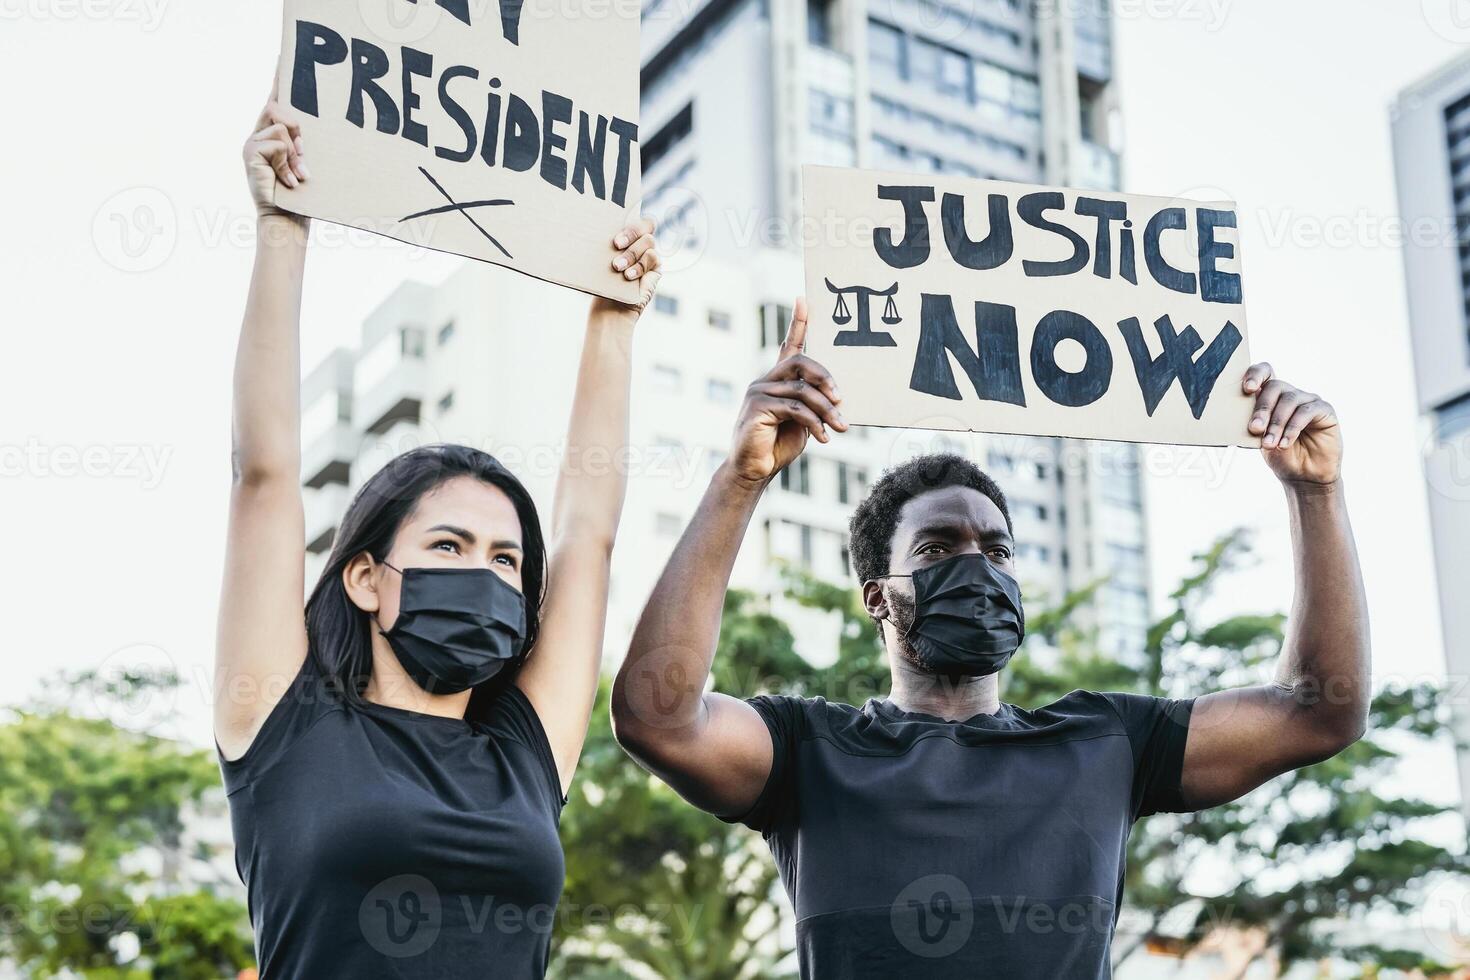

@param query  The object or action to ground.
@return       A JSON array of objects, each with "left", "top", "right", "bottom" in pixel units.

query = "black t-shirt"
[
  {"left": 727, "top": 690, "right": 1197, "bottom": 979},
  {"left": 218, "top": 653, "right": 567, "bottom": 979}
]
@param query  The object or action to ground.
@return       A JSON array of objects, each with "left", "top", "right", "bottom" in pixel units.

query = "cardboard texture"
[
  {"left": 275, "top": 0, "right": 641, "bottom": 302},
  {"left": 801, "top": 165, "right": 1258, "bottom": 447}
]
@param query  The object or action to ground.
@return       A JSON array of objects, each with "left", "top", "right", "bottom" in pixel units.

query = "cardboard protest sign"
[
  {"left": 801, "top": 165, "right": 1257, "bottom": 447},
  {"left": 275, "top": 0, "right": 641, "bottom": 302}
]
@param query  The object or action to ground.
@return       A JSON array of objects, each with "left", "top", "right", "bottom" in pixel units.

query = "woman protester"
[{"left": 213, "top": 79, "right": 659, "bottom": 977}]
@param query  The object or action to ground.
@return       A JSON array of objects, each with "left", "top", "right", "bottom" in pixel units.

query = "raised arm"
[
  {"left": 214, "top": 91, "right": 314, "bottom": 761},
  {"left": 610, "top": 300, "right": 847, "bottom": 817},
  {"left": 514, "top": 220, "right": 661, "bottom": 793},
  {"left": 1179, "top": 363, "right": 1371, "bottom": 809}
]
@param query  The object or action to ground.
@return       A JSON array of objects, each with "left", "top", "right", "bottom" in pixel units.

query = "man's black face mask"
[
  {"left": 378, "top": 563, "right": 527, "bottom": 694},
  {"left": 881, "top": 553, "right": 1025, "bottom": 677}
]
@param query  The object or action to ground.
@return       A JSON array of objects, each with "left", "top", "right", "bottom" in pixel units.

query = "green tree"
[
  {"left": 553, "top": 590, "right": 801, "bottom": 979},
  {"left": 0, "top": 672, "right": 253, "bottom": 979}
]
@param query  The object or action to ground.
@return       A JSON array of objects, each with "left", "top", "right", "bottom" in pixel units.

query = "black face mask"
[
  {"left": 377, "top": 563, "right": 527, "bottom": 694},
  {"left": 881, "top": 553, "right": 1025, "bottom": 677}
]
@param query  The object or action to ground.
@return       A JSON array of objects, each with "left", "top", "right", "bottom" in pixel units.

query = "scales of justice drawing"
[{"left": 826, "top": 279, "right": 902, "bottom": 347}]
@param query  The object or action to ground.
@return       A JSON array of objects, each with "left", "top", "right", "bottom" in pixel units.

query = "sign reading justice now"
[
  {"left": 801, "top": 165, "right": 1257, "bottom": 447},
  {"left": 275, "top": 0, "right": 641, "bottom": 302}
]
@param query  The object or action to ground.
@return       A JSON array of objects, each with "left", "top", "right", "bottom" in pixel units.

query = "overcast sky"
[{"left": 0, "top": 2, "right": 1463, "bottom": 841}]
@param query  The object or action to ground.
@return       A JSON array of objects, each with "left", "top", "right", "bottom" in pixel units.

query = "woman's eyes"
[
  {"left": 917, "top": 543, "right": 948, "bottom": 556},
  {"left": 429, "top": 541, "right": 517, "bottom": 569},
  {"left": 987, "top": 547, "right": 1013, "bottom": 561}
]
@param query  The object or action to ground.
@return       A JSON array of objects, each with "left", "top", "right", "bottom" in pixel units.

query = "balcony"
[
  {"left": 352, "top": 331, "right": 426, "bottom": 435},
  {"left": 305, "top": 482, "right": 349, "bottom": 555},
  {"left": 1074, "top": 140, "right": 1119, "bottom": 191},
  {"left": 807, "top": 43, "right": 854, "bottom": 99},
  {"left": 301, "top": 420, "right": 358, "bottom": 489}
]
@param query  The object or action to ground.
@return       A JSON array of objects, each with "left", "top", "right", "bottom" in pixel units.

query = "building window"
[
  {"left": 656, "top": 512, "right": 683, "bottom": 536},
  {"left": 652, "top": 364, "right": 683, "bottom": 392},
  {"left": 809, "top": 90, "right": 855, "bottom": 141},
  {"left": 760, "top": 302, "right": 792, "bottom": 348},
  {"left": 437, "top": 390, "right": 455, "bottom": 414},
  {"left": 868, "top": 20, "right": 904, "bottom": 75},
  {"left": 836, "top": 461, "right": 868, "bottom": 504},
  {"left": 779, "top": 456, "right": 811, "bottom": 494},
  {"left": 642, "top": 103, "right": 693, "bottom": 175},
  {"left": 807, "top": 0, "right": 834, "bottom": 47},
  {"left": 708, "top": 309, "right": 732, "bottom": 331},
  {"left": 654, "top": 293, "right": 679, "bottom": 316},
  {"left": 800, "top": 523, "right": 814, "bottom": 567},
  {"left": 437, "top": 320, "right": 455, "bottom": 346},
  {"left": 706, "top": 378, "right": 735, "bottom": 404}
]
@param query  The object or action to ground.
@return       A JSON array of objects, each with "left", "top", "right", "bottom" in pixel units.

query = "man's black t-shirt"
[
  {"left": 218, "top": 653, "right": 567, "bottom": 979},
  {"left": 726, "top": 690, "right": 1197, "bottom": 979}
]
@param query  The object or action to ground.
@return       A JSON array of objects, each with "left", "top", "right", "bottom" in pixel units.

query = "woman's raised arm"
[
  {"left": 515, "top": 219, "right": 660, "bottom": 792},
  {"left": 214, "top": 89, "right": 314, "bottom": 761}
]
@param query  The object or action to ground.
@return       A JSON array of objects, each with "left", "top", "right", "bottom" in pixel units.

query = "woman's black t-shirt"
[{"left": 218, "top": 653, "right": 567, "bottom": 979}]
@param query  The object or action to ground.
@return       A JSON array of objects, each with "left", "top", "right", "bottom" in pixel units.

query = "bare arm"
[
  {"left": 214, "top": 92, "right": 314, "bottom": 761},
  {"left": 611, "top": 301, "right": 847, "bottom": 816},
  {"left": 1180, "top": 364, "right": 1370, "bottom": 808},
  {"left": 515, "top": 221, "right": 660, "bottom": 794}
]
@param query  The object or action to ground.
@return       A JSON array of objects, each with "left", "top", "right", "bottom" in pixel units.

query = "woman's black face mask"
[
  {"left": 879, "top": 553, "right": 1026, "bottom": 677},
  {"left": 377, "top": 562, "right": 527, "bottom": 694}
]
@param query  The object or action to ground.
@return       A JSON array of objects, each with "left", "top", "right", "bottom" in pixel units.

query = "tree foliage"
[{"left": 0, "top": 676, "right": 253, "bottom": 978}]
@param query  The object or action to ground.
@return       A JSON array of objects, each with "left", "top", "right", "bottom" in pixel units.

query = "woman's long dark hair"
[{"left": 304, "top": 444, "right": 547, "bottom": 725}]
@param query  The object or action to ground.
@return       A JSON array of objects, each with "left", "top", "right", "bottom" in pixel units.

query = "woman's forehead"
[{"left": 407, "top": 477, "right": 521, "bottom": 533}]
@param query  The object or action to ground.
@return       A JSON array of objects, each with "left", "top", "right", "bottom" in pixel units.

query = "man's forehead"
[{"left": 894, "top": 485, "right": 1008, "bottom": 539}]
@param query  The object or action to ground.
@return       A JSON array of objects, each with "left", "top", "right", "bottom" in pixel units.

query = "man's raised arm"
[
  {"left": 611, "top": 299, "right": 847, "bottom": 817},
  {"left": 1179, "top": 363, "right": 1371, "bottom": 809}
]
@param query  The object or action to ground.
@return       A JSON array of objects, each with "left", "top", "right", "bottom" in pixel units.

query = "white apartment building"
[
  {"left": 1392, "top": 52, "right": 1470, "bottom": 822},
  {"left": 300, "top": 0, "right": 1153, "bottom": 671}
]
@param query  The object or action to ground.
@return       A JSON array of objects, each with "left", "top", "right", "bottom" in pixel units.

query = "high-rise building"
[
  {"left": 299, "top": 0, "right": 1152, "bottom": 671},
  {"left": 1391, "top": 51, "right": 1470, "bottom": 822}
]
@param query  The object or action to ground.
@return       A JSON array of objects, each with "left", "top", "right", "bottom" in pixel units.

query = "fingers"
[
  {"left": 750, "top": 378, "right": 847, "bottom": 433},
  {"left": 779, "top": 297, "right": 809, "bottom": 360},
  {"left": 614, "top": 217, "right": 656, "bottom": 250},
  {"left": 1242, "top": 361, "right": 1273, "bottom": 395},
  {"left": 252, "top": 123, "right": 306, "bottom": 188},
  {"left": 1251, "top": 380, "right": 1312, "bottom": 448},
  {"left": 760, "top": 353, "right": 841, "bottom": 407},
  {"left": 250, "top": 102, "right": 309, "bottom": 183},
  {"left": 1278, "top": 398, "right": 1334, "bottom": 449},
  {"left": 613, "top": 233, "right": 657, "bottom": 280},
  {"left": 751, "top": 394, "right": 828, "bottom": 444}
]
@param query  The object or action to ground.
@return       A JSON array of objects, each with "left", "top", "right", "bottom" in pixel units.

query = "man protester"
[{"left": 611, "top": 298, "right": 1369, "bottom": 979}]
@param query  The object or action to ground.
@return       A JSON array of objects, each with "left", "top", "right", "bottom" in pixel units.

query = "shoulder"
[
  {"left": 1009, "top": 689, "right": 1137, "bottom": 735},
  {"left": 745, "top": 694, "right": 866, "bottom": 741}
]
